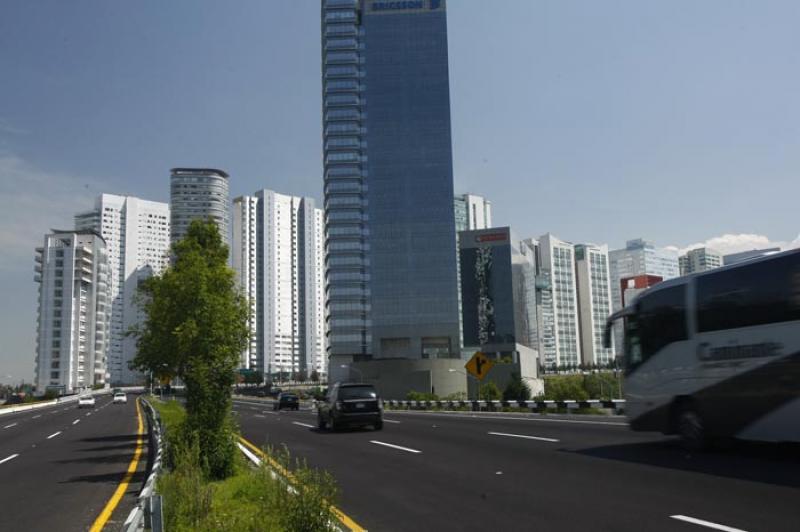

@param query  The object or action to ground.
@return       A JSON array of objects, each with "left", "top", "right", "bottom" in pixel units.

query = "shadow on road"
[
  {"left": 571, "top": 439, "right": 800, "bottom": 488},
  {"left": 54, "top": 453, "right": 135, "bottom": 465},
  {"left": 80, "top": 443, "right": 138, "bottom": 452},
  {"left": 80, "top": 434, "right": 141, "bottom": 443},
  {"left": 60, "top": 470, "right": 146, "bottom": 486}
]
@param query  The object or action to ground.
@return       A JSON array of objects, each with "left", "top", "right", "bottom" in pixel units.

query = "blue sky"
[{"left": 1, "top": 0, "right": 799, "bottom": 382}]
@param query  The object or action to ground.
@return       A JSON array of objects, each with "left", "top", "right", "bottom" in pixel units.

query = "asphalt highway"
[
  {"left": 233, "top": 399, "right": 800, "bottom": 532},
  {"left": 0, "top": 394, "right": 145, "bottom": 531}
]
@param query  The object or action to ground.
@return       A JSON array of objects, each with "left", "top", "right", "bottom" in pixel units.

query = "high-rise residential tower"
[
  {"left": 679, "top": 247, "right": 723, "bottom": 275},
  {"left": 537, "top": 233, "right": 580, "bottom": 368},
  {"left": 454, "top": 194, "right": 492, "bottom": 233},
  {"left": 322, "top": 0, "right": 460, "bottom": 366},
  {"left": 170, "top": 168, "right": 230, "bottom": 246},
  {"left": 232, "top": 190, "right": 326, "bottom": 378},
  {"left": 75, "top": 194, "right": 170, "bottom": 385},
  {"left": 34, "top": 230, "right": 110, "bottom": 394},
  {"left": 574, "top": 243, "right": 615, "bottom": 366}
]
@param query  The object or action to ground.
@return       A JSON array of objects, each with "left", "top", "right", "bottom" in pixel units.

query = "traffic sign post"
[
  {"left": 465, "top": 351, "right": 494, "bottom": 381},
  {"left": 465, "top": 352, "right": 495, "bottom": 411}
]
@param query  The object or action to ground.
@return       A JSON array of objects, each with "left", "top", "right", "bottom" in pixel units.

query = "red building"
[{"left": 620, "top": 274, "right": 663, "bottom": 307}]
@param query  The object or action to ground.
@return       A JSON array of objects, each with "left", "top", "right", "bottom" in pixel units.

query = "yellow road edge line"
[
  {"left": 89, "top": 397, "right": 145, "bottom": 532},
  {"left": 237, "top": 435, "right": 367, "bottom": 532}
]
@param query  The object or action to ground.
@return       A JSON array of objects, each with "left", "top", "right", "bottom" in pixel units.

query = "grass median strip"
[
  {"left": 238, "top": 435, "right": 366, "bottom": 532},
  {"left": 153, "top": 399, "right": 364, "bottom": 532}
]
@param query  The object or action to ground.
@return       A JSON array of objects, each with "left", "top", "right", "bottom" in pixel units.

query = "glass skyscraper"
[{"left": 322, "top": 0, "right": 460, "bottom": 361}]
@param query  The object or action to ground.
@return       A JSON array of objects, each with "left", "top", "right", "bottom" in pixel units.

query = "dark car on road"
[
  {"left": 317, "top": 383, "right": 382, "bottom": 431},
  {"left": 274, "top": 392, "right": 299, "bottom": 411}
]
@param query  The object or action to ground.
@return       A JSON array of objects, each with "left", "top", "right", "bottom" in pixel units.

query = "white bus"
[{"left": 604, "top": 248, "right": 800, "bottom": 448}]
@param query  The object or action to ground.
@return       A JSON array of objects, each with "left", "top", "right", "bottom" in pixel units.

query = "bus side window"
[
  {"left": 638, "top": 285, "right": 688, "bottom": 363},
  {"left": 697, "top": 253, "right": 800, "bottom": 332}
]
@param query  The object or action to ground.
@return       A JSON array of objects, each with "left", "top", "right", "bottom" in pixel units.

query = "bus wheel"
[{"left": 677, "top": 404, "right": 707, "bottom": 451}]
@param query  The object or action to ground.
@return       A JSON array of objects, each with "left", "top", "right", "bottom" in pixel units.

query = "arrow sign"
[{"left": 465, "top": 351, "right": 494, "bottom": 381}]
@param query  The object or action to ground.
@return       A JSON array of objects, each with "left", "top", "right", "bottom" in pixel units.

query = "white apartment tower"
[
  {"left": 232, "top": 195, "right": 259, "bottom": 369},
  {"left": 574, "top": 243, "right": 615, "bottom": 366},
  {"left": 35, "top": 230, "right": 110, "bottom": 394},
  {"left": 75, "top": 194, "right": 170, "bottom": 385},
  {"left": 232, "top": 190, "right": 326, "bottom": 379},
  {"left": 538, "top": 234, "right": 581, "bottom": 368},
  {"left": 454, "top": 194, "right": 492, "bottom": 233}
]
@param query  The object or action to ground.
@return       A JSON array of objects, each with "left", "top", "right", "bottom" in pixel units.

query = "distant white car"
[
  {"left": 113, "top": 392, "right": 127, "bottom": 404},
  {"left": 78, "top": 395, "right": 96, "bottom": 408}
]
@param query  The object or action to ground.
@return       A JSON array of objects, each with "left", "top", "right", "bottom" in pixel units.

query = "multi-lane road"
[
  {"left": 233, "top": 398, "right": 800, "bottom": 532},
  {"left": 0, "top": 394, "right": 145, "bottom": 531}
]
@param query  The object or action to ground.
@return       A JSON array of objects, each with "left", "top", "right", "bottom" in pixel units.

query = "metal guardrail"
[
  {"left": 122, "top": 398, "right": 164, "bottom": 532},
  {"left": 386, "top": 398, "right": 626, "bottom": 411}
]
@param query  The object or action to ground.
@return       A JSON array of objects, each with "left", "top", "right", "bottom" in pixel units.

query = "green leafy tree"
[
  {"left": 132, "top": 219, "right": 249, "bottom": 479},
  {"left": 502, "top": 372, "right": 532, "bottom": 402},
  {"left": 479, "top": 381, "right": 501, "bottom": 401},
  {"left": 543, "top": 375, "right": 589, "bottom": 401}
]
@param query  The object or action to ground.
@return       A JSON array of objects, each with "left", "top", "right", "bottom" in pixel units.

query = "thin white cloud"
[
  {"left": 0, "top": 154, "right": 101, "bottom": 271},
  {"left": 666, "top": 233, "right": 800, "bottom": 256},
  {"left": 0, "top": 118, "right": 28, "bottom": 136}
]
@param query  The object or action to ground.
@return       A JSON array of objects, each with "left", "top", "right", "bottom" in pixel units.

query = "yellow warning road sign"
[{"left": 465, "top": 351, "right": 494, "bottom": 381}]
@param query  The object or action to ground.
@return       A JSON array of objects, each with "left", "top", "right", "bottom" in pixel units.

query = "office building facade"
[
  {"left": 574, "top": 243, "right": 615, "bottom": 366},
  {"left": 322, "top": 0, "right": 460, "bottom": 366},
  {"left": 232, "top": 191, "right": 326, "bottom": 378},
  {"left": 609, "top": 238, "right": 679, "bottom": 354},
  {"left": 34, "top": 231, "right": 110, "bottom": 394},
  {"left": 170, "top": 168, "right": 230, "bottom": 246},
  {"left": 679, "top": 247, "right": 723, "bottom": 275},
  {"left": 75, "top": 194, "right": 170, "bottom": 385}
]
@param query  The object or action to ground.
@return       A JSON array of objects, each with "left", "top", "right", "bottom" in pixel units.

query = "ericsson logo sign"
[{"left": 370, "top": 0, "right": 443, "bottom": 12}]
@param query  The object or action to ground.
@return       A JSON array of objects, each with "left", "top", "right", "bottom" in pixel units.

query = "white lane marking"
[
  {"left": 3, "top": 423, "right": 18, "bottom": 429},
  {"left": 253, "top": 414, "right": 266, "bottom": 418},
  {"left": 369, "top": 440, "right": 422, "bottom": 454},
  {"left": 85, "top": 412, "right": 92, "bottom": 417},
  {"left": 32, "top": 415, "right": 42, "bottom": 419},
  {"left": 47, "top": 431, "right": 62, "bottom": 439},
  {"left": 292, "top": 421, "right": 314, "bottom": 428},
  {"left": 390, "top": 411, "right": 626, "bottom": 426},
  {"left": 488, "top": 431, "right": 559, "bottom": 443},
  {"left": 383, "top": 419, "right": 401, "bottom": 424},
  {"left": 670, "top": 515, "right": 748, "bottom": 532},
  {"left": 249, "top": 407, "right": 259, "bottom": 411},
  {"left": 72, "top": 419, "right": 80, "bottom": 425},
  {"left": 264, "top": 411, "right": 278, "bottom": 415},
  {"left": 0, "top": 454, "right": 19, "bottom": 465}
]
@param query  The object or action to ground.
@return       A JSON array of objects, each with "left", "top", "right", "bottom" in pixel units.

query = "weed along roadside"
[{"left": 152, "top": 399, "right": 362, "bottom": 532}]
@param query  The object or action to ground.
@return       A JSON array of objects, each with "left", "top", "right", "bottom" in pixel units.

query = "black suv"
[
  {"left": 317, "top": 383, "right": 383, "bottom": 431},
  {"left": 274, "top": 392, "right": 299, "bottom": 411}
]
